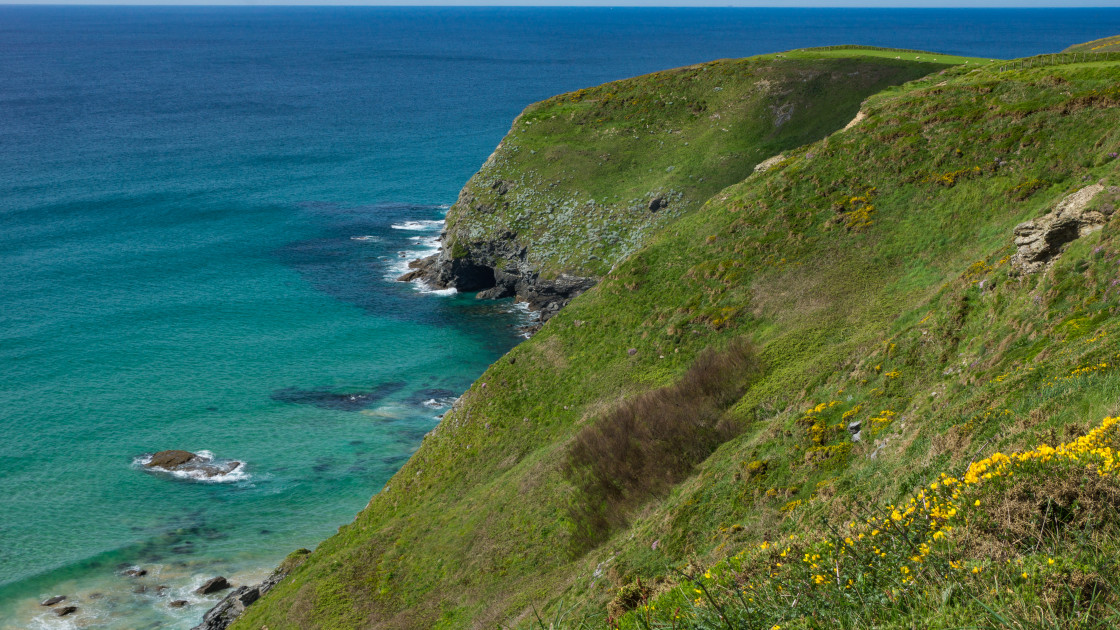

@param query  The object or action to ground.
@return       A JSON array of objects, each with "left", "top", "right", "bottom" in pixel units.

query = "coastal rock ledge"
[
  {"left": 399, "top": 248, "right": 596, "bottom": 322},
  {"left": 191, "top": 550, "right": 309, "bottom": 630}
]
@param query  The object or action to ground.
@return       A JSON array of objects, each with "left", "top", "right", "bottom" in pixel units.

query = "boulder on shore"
[
  {"left": 192, "top": 549, "right": 309, "bottom": 630},
  {"left": 195, "top": 576, "right": 232, "bottom": 595}
]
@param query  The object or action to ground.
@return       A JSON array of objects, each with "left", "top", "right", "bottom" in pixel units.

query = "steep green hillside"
[
  {"left": 406, "top": 49, "right": 977, "bottom": 316},
  {"left": 234, "top": 51, "right": 1120, "bottom": 629}
]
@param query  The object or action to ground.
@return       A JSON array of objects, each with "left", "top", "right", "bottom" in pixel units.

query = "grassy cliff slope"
[
  {"left": 424, "top": 49, "right": 976, "bottom": 306},
  {"left": 236, "top": 50, "right": 1120, "bottom": 629}
]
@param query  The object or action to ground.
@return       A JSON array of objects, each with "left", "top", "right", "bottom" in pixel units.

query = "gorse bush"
[
  {"left": 565, "top": 339, "right": 763, "bottom": 553},
  {"left": 609, "top": 417, "right": 1120, "bottom": 630}
]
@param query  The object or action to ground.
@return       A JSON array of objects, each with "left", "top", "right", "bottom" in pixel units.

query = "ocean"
[{"left": 2, "top": 6, "right": 1120, "bottom": 628}]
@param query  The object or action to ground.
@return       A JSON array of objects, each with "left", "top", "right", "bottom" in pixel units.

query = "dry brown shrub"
[
  {"left": 957, "top": 473, "right": 1120, "bottom": 560},
  {"left": 931, "top": 423, "right": 973, "bottom": 460},
  {"left": 564, "top": 338, "right": 763, "bottom": 553},
  {"left": 1042, "top": 570, "right": 1112, "bottom": 617}
]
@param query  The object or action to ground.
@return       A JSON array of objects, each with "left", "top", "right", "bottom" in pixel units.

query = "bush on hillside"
[{"left": 565, "top": 339, "right": 763, "bottom": 553}]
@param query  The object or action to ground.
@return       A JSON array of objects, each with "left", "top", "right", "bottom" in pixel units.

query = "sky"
[{"left": 2, "top": 1, "right": 1120, "bottom": 6}]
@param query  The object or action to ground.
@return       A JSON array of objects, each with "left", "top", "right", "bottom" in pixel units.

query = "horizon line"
[{"left": 3, "top": 2, "right": 1120, "bottom": 7}]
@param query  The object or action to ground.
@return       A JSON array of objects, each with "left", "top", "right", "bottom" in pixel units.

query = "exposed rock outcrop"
[
  {"left": 192, "top": 586, "right": 259, "bottom": 630},
  {"left": 191, "top": 549, "right": 309, "bottom": 630},
  {"left": 399, "top": 242, "right": 596, "bottom": 323},
  {"left": 147, "top": 450, "right": 196, "bottom": 469},
  {"left": 143, "top": 450, "right": 243, "bottom": 479},
  {"left": 1011, "top": 183, "right": 1116, "bottom": 273},
  {"left": 753, "top": 153, "right": 786, "bottom": 173},
  {"left": 195, "top": 576, "right": 231, "bottom": 595}
]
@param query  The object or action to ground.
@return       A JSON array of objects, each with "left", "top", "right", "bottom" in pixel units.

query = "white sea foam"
[
  {"left": 27, "top": 612, "right": 80, "bottom": 630},
  {"left": 384, "top": 217, "right": 456, "bottom": 295},
  {"left": 409, "top": 234, "right": 441, "bottom": 251},
  {"left": 415, "top": 282, "right": 457, "bottom": 296},
  {"left": 14, "top": 559, "right": 276, "bottom": 630},
  {"left": 349, "top": 235, "right": 380, "bottom": 242},
  {"left": 422, "top": 397, "right": 457, "bottom": 409},
  {"left": 390, "top": 220, "right": 443, "bottom": 231},
  {"left": 384, "top": 253, "right": 414, "bottom": 278}
]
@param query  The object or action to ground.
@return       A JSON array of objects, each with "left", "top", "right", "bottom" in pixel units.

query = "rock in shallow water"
[
  {"left": 170, "top": 600, "right": 190, "bottom": 609},
  {"left": 143, "top": 450, "right": 243, "bottom": 479},
  {"left": 40, "top": 595, "right": 66, "bottom": 606},
  {"left": 192, "top": 549, "right": 309, "bottom": 630},
  {"left": 147, "top": 450, "right": 196, "bottom": 469},
  {"left": 195, "top": 576, "right": 232, "bottom": 595},
  {"left": 54, "top": 606, "right": 78, "bottom": 617}
]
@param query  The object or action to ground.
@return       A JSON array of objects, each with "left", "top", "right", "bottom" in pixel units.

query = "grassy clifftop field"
[
  {"left": 1066, "top": 35, "right": 1120, "bottom": 53},
  {"left": 234, "top": 45, "right": 1120, "bottom": 629}
]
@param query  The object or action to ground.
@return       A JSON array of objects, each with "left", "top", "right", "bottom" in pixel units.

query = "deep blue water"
[{"left": 2, "top": 6, "right": 1120, "bottom": 629}]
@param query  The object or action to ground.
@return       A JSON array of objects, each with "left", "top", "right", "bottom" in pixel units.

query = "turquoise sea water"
[{"left": 4, "top": 6, "right": 1120, "bottom": 628}]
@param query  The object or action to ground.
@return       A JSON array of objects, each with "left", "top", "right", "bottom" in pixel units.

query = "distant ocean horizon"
[{"left": 2, "top": 6, "right": 1120, "bottom": 628}]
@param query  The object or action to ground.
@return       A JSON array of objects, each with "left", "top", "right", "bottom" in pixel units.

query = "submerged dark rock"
[
  {"left": 404, "top": 388, "right": 457, "bottom": 407},
  {"left": 55, "top": 606, "right": 78, "bottom": 617},
  {"left": 270, "top": 381, "right": 406, "bottom": 411},
  {"left": 170, "top": 600, "right": 189, "bottom": 609}
]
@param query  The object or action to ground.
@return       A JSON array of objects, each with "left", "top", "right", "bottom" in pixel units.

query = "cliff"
[
  {"left": 401, "top": 49, "right": 967, "bottom": 320},
  {"left": 233, "top": 44, "right": 1120, "bottom": 629}
]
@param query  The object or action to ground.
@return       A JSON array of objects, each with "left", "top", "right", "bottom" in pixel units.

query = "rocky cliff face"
[{"left": 400, "top": 239, "right": 597, "bottom": 322}]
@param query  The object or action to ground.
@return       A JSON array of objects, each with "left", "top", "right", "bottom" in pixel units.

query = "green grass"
[
  {"left": 440, "top": 49, "right": 960, "bottom": 280},
  {"left": 233, "top": 50, "right": 1120, "bottom": 630},
  {"left": 1065, "top": 35, "right": 1120, "bottom": 53},
  {"left": 763, "top": 45, "right": 996, "bottom": 65}
]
